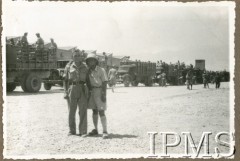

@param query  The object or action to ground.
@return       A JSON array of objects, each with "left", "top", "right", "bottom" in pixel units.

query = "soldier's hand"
[
  {"left": 64, "top": 92, "right": 69, "bottom": 99},
  {"left": 101, "top": 93, "right": 106, "bottom": 102}
]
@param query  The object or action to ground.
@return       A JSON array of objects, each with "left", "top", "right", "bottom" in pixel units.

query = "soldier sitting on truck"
[
  {"left": 35, "top": 33, "right": 44, "bottom": 50},
  {"left": 8, "top": 38, "right": 15, "bottom": 46},
  {"left": 20, "top": 32, "right": 29, "bottom": 47},
  {"left": 49, "top": 38, "right": 58, "bottom": 52}
]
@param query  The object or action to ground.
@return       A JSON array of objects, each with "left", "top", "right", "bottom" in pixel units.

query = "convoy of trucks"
[{"left": 6, "top": 37, "right": 230, "bottom": 92}]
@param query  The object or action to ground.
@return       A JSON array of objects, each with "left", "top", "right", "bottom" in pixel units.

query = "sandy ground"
[{"left": 4, "top": 82, "right": 231, "bottom": 158}]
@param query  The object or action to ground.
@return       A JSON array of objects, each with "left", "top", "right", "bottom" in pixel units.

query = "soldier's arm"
[
  {"left": 63, "top": 65, "right": 69, "bottom": 98},
  {"left": 108, "top": 70, "right": 110, "bottom": 79},
  {"left": 63, "top": 78, "right": 69, "bottom": 93},
  {"left": 102, "top": 81, "right": 107, "bottom": 94},
  {"left": 86, "top": 69, "right": 92, "bottom": 92},
  {"left": 100, "top": 68, "right": 108, "bottom": 102}
]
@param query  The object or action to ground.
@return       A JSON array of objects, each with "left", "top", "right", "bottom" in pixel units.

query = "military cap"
[{"left": 85, "top": 53, "right": 99, "bottom": 65}]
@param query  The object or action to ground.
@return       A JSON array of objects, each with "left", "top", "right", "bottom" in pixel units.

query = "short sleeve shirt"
[
  {"left": 63, "top": 61, "right": 88, "bottom": 82},
  {"left": 108, "top": 68, "right": 117, "bottom": 79},
  {"left": 36, "top": 37, "right": 44, "bottom": 48},
  {"left": 21, "top": 36, "right": 28, "bottom": 44},
  {"left": 50, "top": 42, "right": 57, "bottom": 49},
  {"left": 89, "top": 66, "right": 108, "bottom": 87}
]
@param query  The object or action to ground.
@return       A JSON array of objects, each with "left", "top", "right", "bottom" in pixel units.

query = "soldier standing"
[
  {"left": 63, "top": 49, "right": 88, "bottom": 136},
  {"left": 202, "top": 71, "right": 209, "bottom": 88},
  {"left": 161, "top": 72, "right": 167, "bottom": 87},
  {"left": 108, "top": 66, "right": 117, "bottom": 92},
  {"left": 20, "top": 32, "right": 28, "bottom": 47},
  {"left": 50, "top": 38, "right": 58, "bottom": 52},
  {"left": 86, "top": 54, "right": 109, "bottom": 139},
  {"left": 215, "top": 72, "right": 221, "bottom": 89},
  {"left": 186, "top": 70, "right": 193, "bottom": 90},
  {"left": 35, "top": 33, "right": 44, "bottom": 50}
]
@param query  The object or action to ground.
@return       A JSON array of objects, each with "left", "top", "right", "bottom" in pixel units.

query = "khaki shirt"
[
  {"left": 63, "top": 61, "right": 88, "bottom": 82},
  {"left": 36, "top": 37, "right": 44, "bottom": 49},
  {"left": 89, "top": 66, "right": 108, "bottom": 87},
  {"left": 21, "top": 36, "right": 28, "bottom": 45},
  {"left": 108, "top": 68, "right": 117, "bottom": 80},
  {"left": 50, "top": 42, "right": 57, "bottom": 49}
]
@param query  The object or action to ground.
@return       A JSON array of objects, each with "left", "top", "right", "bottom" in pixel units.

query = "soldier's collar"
[
  {"left": 90, "top": 65, "right": 99, "bottom": 71},
  {"left": 72, "top": 62, "right": 85, "bottom": 68}
]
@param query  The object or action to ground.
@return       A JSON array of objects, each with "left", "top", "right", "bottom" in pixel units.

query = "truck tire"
[
  {"left": 158, "top": 79, "right": 162, "bottom": 86},
  {"left": 145, "top": 78, "right": 153, "bottom": 87},
  {"left": 123, "top": 79, "right": 130, "bottom": 87},
  {"left": 131, "top": 80, "right": 138, "bottom": 86},
  {"left": 25, "top": 73, "right": 42, "bottom": 93},
  {"left": 44, "top": 83, "right": 52, "bottom": 90},
  {"left": 7, "top": 83, "right": 16, "bottom": 92},
  {"left": 21, "top": 74, "right": 28, "bottom": 92},
  {"left": 123, "top": 75, "right": 130, "bottom": 87}
]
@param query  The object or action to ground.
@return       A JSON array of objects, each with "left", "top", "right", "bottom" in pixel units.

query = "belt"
[
  {"left": 92, "top": 86, "right": 102, "bottom": 88},
  {"left": 70, "top": 81, "right": 85, "bottom": 85}
]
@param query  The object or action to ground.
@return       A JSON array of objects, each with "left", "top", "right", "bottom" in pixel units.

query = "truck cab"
[
  {"left": 117, "top": 61, "right": 156, "bottom": 87},
  {"left": 117, "top": 64, "right": 137, "bottom": 87}
]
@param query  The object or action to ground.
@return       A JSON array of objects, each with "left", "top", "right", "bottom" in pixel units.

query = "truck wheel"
[
  {"left": 131, "top": 80, "right": 138, "bottom": 86},
  {"left": 158, "top": 79, "right": 162, "bottom": 86},
  {"left": 44, "top": 83, "right": 52, "bottom": 90},
  {"left": 7, "top": 83, "right": 16, "bottom": 92},
  {"left": 123, "top": 74, "right": 131, "bottom": 87},
  {"left": 145, "top": 78, "right": 153, "bottom": 87},
  {"left": 21, "top": 74, "right": 28, "bottom": 92},
  {"left": 26, "top": 73, "right": 42, "bottom": 93},
  {"left": 123, "top": 79, "right": 130, "bottom": 87}
]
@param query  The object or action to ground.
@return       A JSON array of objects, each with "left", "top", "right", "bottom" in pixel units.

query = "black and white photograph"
[{"left": 2, "top": 0, "right": 235, "bottom": 159}]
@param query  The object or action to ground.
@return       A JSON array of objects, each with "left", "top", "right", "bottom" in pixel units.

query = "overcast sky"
[{"left": 3, "top": 1, "right": 234, "bottom": 71}]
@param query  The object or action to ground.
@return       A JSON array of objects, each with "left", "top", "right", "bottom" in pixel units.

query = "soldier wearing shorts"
[
  {"left": 108, "top": 66, "right": 117, "bottom": 92},
  {"left": 63, "top": 49, "right": 88, "bottom": 136},
  {"left": 85, "top": 54, "right": 109, "bottom": 139}
]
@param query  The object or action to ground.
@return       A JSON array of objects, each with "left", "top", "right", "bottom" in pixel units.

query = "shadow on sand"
[
  {"left": 7, "top": 89, "right": 64, "bottom": 96},
  {"left": 86, "top": 133, "right": 138, "bottom": 139}
]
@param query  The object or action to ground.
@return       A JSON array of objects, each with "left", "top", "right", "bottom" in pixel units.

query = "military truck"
[
  {"left": 117, "top": 61, "right": 156, "bottom": 87},
  {"left": 42, "top": 60, "right": 69, "bottom": 90},
  {"left": 6, "top": 42, "right": 57, "bottom": 92},
  {"left": 42, "top": 51, "right": 111, "bottom": 90}
]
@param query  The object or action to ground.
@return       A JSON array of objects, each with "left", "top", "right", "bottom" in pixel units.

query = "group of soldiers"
[
  {"left": 186, "top": 70, "right": 222, "bottom": 90},
  {"left": 157, "top": 72, "right": 167, "bottom": 87},
  {"left": 7, "top": 32, "right": 58, "bottom": 51},
  {"left": 63, "top": 49, "right": 109, "bottom": 139}
]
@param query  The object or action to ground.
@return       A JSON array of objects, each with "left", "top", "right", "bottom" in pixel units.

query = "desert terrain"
[{"left": 4, "top": 82, "right": 231, "bottom": 158}]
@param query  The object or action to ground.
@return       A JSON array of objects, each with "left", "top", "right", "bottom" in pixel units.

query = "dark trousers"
[
  {"left": 204, "top": 83, "right": 209, "bottom": 88},
  {"left": 68, "top": 85, "right": 88, "bottom": 134},
  {"left": 216, "top": 82, "right": 221, "bottom": 88}
]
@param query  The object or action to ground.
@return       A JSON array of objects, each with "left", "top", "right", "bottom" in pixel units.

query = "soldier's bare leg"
[
  {"left": 92, "top": 109, "right": 99, "bottom": 131},
  {"left": 99, "top": 110, "right": 107, "bottom": 133},
  {"left": 99, "top": 110, "right": 108, "bottom": 139}
]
